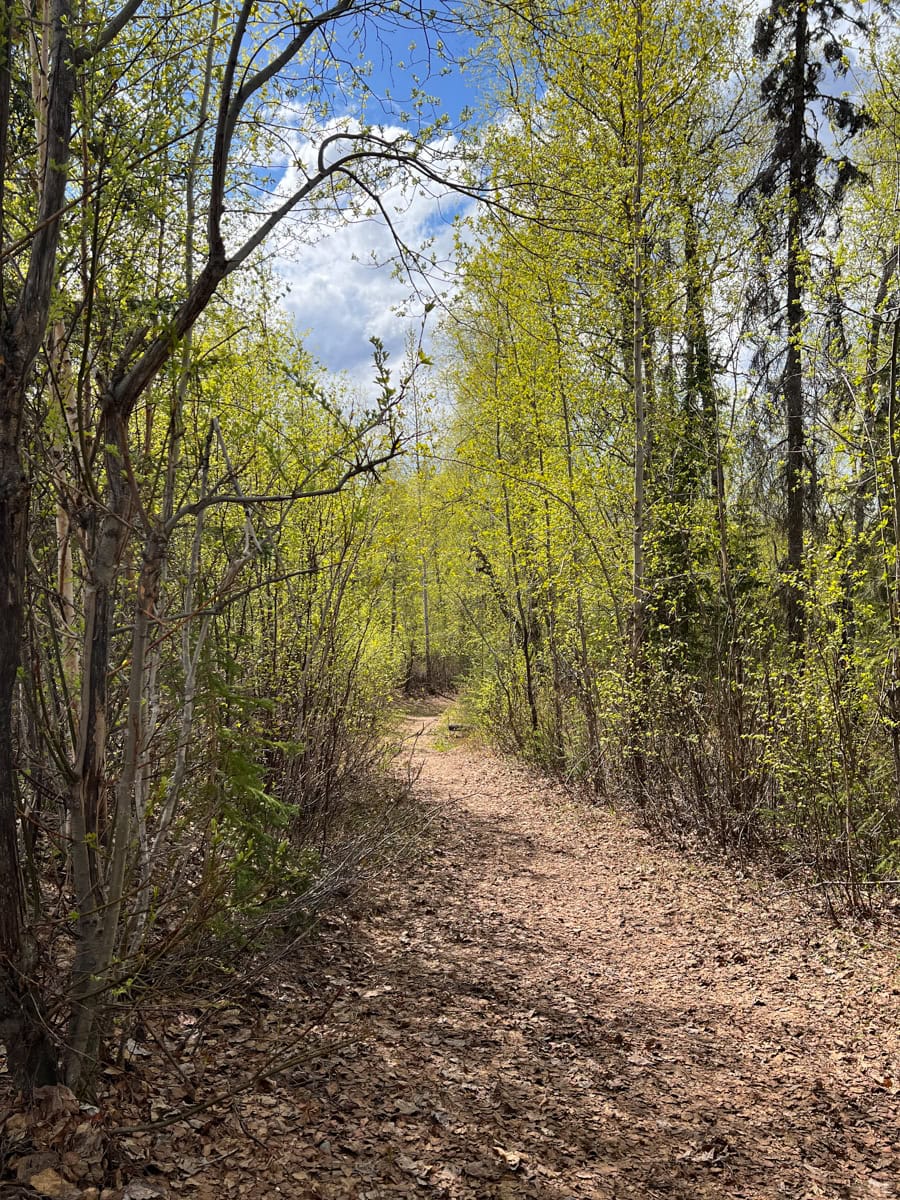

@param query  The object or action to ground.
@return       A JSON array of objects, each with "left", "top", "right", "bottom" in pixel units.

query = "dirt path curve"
[{"left": 254, "top": 705, "right": 900, "bottom": 1199}]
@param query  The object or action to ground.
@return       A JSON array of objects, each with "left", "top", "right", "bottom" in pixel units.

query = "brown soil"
[{"left": 7, "top": 707, "right": 900, "bottom": 1199}]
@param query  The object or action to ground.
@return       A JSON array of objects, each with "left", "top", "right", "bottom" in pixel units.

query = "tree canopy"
[{"left": 3, "top": 0, "right": 900, "bottom": 1103}]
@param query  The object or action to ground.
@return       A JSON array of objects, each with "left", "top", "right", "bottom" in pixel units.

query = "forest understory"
[
  {"left": 5, "top": 699, "right": 897, "bottom": 1200},
  {"left": 8, "top": 0, "right": 900, "bottom": 1193}
]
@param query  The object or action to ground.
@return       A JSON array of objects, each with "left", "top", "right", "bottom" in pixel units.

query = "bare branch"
[
  {"left": 165, "top": 434, "right": 405, "bottom": 533},
  {"left": 74, "top": 0, "right": 145, "bottom": 64}
]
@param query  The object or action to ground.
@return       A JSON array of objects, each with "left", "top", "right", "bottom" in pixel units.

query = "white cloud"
[{"left": 263, "top": 118, "right": 471, "bottom": 392}]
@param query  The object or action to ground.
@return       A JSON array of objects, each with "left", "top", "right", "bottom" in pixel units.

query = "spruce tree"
[{"left": 745, "top": 0, "right": 872, "bottom": 645}]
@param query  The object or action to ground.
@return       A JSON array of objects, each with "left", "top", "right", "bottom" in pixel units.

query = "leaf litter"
[{"left": 3, "top": 704, "right": 899, "bottom": 1198}]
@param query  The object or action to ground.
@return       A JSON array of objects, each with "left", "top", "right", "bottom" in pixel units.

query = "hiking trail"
[{"left": 120, "top": 701, "right": 900, "bottom": 1199}]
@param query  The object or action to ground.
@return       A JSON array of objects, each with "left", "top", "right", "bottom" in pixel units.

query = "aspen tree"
[
  {"left": 449, "top": 0, "right": 743, "bottom": 773},
  {"left": 0, "top": 0, "right": 489, "bottom": 1094}
]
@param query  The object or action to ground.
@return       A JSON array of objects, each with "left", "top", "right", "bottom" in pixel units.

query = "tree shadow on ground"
[{"left": 276, "top": 794, "right": 893, "bottom": 1200}]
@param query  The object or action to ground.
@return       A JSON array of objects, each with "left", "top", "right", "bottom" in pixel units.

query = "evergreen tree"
[{"left": 744, "top": 0, "right": 873, "bottom": 644}]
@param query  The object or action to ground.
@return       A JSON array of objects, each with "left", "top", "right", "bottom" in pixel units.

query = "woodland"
[{"left": 1, "top": 0, "right": 900, "bottom": 1194}]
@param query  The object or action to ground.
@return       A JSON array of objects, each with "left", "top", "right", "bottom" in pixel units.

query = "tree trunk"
[
  {"left": 629, "top": 0, "right": 648, "bottom": 801},
  {"left": 0, "top": 414, "right": 60, "bottom": 1086},
  {"left": 0, "top": 0, "right": 75, "bottom": 1091},
  {"left": 784, "top": 1, "right": 807, "bottom": 647},
  {"left": 66, "top": 406, "right": 136, "bottom": 1087}
]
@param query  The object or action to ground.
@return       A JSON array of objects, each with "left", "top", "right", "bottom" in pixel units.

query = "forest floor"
[{"left": 5, "top": 700, "right": 900, "bottom": 1200}]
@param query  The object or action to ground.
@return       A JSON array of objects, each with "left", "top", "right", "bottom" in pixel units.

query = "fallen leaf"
[
  {"left": 28, "top": 1168, "right": 79, "bottom": 1200},
  {"left": 464, "top": 1160, "right": 500, "bottom": 1180},
  {"left": 122, "top": 1181, "right": 168, "bottom": 1199},
  {"left": 494, "top": 1146, "right": 522, "bottom": 1170},
  {"left": 32, "top": 1086, "right": 78, "bottom": 1108}
]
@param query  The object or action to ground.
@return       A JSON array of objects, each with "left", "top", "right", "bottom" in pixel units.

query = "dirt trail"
[
  {"left": 253, "top": 704, "right": 897, "bottom": 1200},
  {"left": 118, "top": 704, "right": 900, "bottom": 1200}
]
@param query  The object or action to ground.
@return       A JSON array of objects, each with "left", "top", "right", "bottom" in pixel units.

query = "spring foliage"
[
  {"left": 4, "top": 0, "right": 900, "bottom": 1098},
  {"left": 399, "top": 0, "right": 900, "bottom": 912}
]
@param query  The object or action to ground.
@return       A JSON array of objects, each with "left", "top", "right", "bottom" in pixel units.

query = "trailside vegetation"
[
  {"left": 3, "top": 0, "right": 900, "bottom": 1104},
  {"left": 423, "top": 0, "right": 900, "bottom": 914}
]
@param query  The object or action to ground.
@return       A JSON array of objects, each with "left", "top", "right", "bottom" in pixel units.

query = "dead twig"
[{"left": 109, "top": 1037, "right": 353, "bottom": 1135}]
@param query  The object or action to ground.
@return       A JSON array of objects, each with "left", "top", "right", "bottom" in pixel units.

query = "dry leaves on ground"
[{"left": 3, "top": 703, "right": 899, "bottom": 1198}]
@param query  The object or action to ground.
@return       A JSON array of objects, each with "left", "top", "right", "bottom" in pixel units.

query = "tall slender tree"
[
  {"left": 745, "top": 0, "right": 873, "bottom": 645},
  {"left": 0, "top": 0, "right": 486, "bottom": 1094}
]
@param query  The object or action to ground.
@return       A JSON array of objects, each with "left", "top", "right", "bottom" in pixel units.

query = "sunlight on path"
[{"left": 224, "top": 706, "right": 900, "bottom": 1198}]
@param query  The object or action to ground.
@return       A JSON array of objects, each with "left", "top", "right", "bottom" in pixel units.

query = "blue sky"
[{"left": 272, "top": 5, "right": 488, "bottom": 391}]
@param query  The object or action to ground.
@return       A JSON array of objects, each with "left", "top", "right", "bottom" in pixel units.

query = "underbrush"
[
  {"left": 462, "top": 647, "right": 900, "bottom": 916},
  {"left": 0, "top": 774, "right": 427, "bottom": 1194}
]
